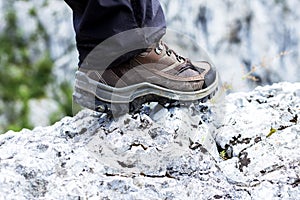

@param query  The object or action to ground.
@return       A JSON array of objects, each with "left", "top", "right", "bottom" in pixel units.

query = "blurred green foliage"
[
  {"left": 50, "top": 81, "right": 74, "bottom": 125},
  {"left": 0, "top": 1, "right": 73, "bottom": 133}
]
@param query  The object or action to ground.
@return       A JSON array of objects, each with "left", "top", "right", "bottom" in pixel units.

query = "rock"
[
  {"left": 215, "top": 82, "right": 300, "bottom": 199},
  {"left": 0, "top": 82, "right": 299, "bottom": 199}
]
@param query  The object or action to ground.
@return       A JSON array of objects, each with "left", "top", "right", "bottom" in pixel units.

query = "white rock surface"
[{"left": 0, "top": 82, "right": 299, "bottom": 199}]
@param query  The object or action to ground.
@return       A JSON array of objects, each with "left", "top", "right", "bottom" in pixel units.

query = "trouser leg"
[{"left": 64, "top": 0, "right": 166, "bottom": 66}]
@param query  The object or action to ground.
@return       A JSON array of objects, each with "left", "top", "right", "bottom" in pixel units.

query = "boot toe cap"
[{"left": 203, "top": 65, "right": 217, "bottom": 88}]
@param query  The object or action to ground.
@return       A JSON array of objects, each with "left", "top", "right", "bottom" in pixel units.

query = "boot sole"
[{"left": 73, "top": 71, "right": 219, "bottom": 114}]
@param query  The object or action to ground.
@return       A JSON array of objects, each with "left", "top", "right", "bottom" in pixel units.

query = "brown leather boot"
[{"left": 74, "top": 41, "right": 218, "bottom": 113}]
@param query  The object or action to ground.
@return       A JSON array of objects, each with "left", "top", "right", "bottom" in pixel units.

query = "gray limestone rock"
[{"left": 0, "top": 82, "right": 299, "bottom": 199}]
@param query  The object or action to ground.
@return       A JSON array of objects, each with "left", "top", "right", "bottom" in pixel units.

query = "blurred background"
[{"left": 0, "top": 0, "right": 299, "bottom": 133}]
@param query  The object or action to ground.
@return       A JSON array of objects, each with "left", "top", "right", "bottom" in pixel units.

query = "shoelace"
[
  {"left": 154, "top": 41, "right": 203, "bottom": 75},
  {"left": 155, "top": 42, "right": 185, "bottom": 62}
]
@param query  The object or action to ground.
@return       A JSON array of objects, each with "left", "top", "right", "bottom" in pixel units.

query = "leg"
[{"left": 64, "top": 0, "right": 166, "bottom": 66}]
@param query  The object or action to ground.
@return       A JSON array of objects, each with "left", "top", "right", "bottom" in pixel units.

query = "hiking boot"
[{"left": 73, "top": 41, "right": 219, "bottom": 113}]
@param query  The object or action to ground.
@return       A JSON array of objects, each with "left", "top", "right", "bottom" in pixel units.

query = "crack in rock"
[{"left": 0, "top": 82, "right": 299, "bottom": 199}]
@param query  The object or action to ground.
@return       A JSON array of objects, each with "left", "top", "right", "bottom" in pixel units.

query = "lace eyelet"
[
  {"left": 177, "top": 56, "right": 184, "bottom": 62},
  {"left": 158, "top": 43, "right": 164, "bottom": 50},
  {"left": 155, "top": 47, "right": 162, "bottom": 55},
  {"left": 166, "top": 50, "right": 172, "bottom": 56}
]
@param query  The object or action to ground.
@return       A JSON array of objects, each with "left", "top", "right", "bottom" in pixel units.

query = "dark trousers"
[{"left": 64, "top": 0, "right": 166, "bottom": 67}]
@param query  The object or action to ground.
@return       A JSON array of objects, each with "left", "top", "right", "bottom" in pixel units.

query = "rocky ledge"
[{"left": 0, "top": 82, "right": 299, "bottom": 199}]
